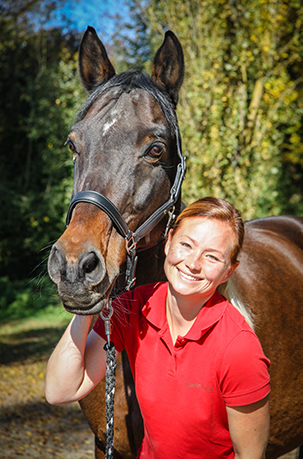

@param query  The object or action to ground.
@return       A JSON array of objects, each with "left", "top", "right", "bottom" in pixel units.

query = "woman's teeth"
[{"left": 180, "top": 271, "right": 199, "bottom": 281}]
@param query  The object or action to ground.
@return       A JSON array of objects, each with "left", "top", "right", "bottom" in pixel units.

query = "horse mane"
[
  {"left": 75, "top": 70, "right": 180, "bottom": 137},
  {"left": 218, "top": 279, "right": 255, "bottom": 330}
]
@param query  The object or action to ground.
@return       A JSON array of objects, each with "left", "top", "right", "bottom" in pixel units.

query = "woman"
[{"left": 45, "top": 197, "right": 270, "bottom": 459}]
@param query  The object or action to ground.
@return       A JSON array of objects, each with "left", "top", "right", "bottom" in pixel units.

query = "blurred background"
[
  {"left": 0, "top": 0, "right": 302, "bottom": 456},
  {"left": 0, "top": 0, "right": 302, "bottom": 319}
]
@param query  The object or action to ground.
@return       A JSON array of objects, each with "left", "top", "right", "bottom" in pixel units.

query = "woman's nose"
[{"left": 185, "top": 253, "right": 202, "bottom": 272}]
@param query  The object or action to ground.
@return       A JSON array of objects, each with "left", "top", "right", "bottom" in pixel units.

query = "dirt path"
[
  {"left": 0, "top": 316, "right": 95, "bottom": 458},
  {"left": 0, "top": 362, "right": 94, "bottom": 458}
]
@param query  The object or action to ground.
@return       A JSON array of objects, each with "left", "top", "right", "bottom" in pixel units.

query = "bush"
[{"left": 0, "top": 275, "right": 61, "bottom": 320}]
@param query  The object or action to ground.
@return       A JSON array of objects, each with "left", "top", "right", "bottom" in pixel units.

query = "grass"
[
  {"left": 0, "top": 274, "right": 72, "bottom": 367},
  {"left": 0, "top": 304, "right": 71, "bottom": 336},
  {"left": 0, "top": 304, "right": 72, "bottom": 366}
]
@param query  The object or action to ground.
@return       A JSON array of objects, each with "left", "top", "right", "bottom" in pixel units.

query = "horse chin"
[
  {"left": 56, "top": 272, "right": 119, "bottom": 315},
  {"left": 63, "top": 297, "right": 107, "bottom": 315}
]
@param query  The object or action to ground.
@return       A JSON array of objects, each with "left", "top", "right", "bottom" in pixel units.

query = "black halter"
[{"left": 66, "top": 120, "right": 186, "bottom": 298}]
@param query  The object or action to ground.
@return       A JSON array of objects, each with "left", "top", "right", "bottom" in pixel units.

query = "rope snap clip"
[{"left": 100, "top": 299, "right": 113, "bottom": 346}]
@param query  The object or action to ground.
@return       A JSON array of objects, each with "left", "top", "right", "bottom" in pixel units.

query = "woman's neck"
[{"left": 165, "top": 285, "right": 211, "bottom": 345}]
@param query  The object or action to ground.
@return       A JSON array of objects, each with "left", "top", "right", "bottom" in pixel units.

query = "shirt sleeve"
[{"left": 219, "top": 330, "right": 270, "bottom": 407}]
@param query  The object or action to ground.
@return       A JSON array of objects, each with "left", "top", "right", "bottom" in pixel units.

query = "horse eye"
[
  {"left": 149, "top": 145, "right": 163, "bottom": 158},
  {"left": 68, "top": 140, "right": 75, "bottom": 152}
]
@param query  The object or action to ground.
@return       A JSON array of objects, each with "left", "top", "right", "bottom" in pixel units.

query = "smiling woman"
[
  {"left": 164, "top": 218, "right": 239, "bottom": 341},
  {"left": 164, "top": 196, "right": 245, "bottom": 338},
  {"left": 46, "top": 196, "right": 271, "bottom": 459}
]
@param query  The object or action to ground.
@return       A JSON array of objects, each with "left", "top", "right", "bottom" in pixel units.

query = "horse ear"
[
  {"left": 151, "top": 31, "right": 184, "bottom": 106},
  {"left": 79, "top": 26, "right": 116, "bottom": 92}
]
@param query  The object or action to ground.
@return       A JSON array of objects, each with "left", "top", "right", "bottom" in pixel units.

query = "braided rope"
[{"left": 103, "top": 341, "right": 117, "bottom": 459}]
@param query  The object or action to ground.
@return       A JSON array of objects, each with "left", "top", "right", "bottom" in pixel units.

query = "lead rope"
[{"left": 100, "top": 300, "right": 116, "bottom": 459}]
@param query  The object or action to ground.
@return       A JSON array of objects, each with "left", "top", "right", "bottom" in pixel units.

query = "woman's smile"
[{"left": 177, "top": 268, "right": 202, "bottom": 282}]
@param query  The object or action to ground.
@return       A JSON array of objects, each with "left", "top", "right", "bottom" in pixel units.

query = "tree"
[
  {"left": 116, "top": 0, "right": 303, "bottom": 219},
  {"left": 0, "top": 1, "right": 85, "bottom": 280}
]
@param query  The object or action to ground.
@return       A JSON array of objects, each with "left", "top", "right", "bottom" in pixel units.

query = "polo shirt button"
[{"left": 179, "top": 338, "right": 186, "bottom": 345}]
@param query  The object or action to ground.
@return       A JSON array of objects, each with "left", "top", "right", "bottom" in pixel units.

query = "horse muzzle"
[{"left": 48, "top": 242, "right": 116, "bottom": 314}]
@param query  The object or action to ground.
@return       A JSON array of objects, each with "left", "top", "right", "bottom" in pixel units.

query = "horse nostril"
[
  {"left": 80, "top": 250, "right": 105, "bottom": 286},
  {"left": 48, "top": 243, "right": 106, "bottom": 288},
  {"left": 48, "top": 245, "right": 65, "bottom": 284},
  {"left": 83, "top": 252, "right": 99, "bottom": 274}
]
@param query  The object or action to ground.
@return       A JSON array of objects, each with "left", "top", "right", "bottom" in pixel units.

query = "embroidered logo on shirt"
[{"left": 185, "top": 380, "right": 213, "bottom": 391}]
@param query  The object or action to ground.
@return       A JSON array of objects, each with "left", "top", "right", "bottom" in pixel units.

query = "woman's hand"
[{"left": 226, "top": 395, "right": 270, "bottom": 459}]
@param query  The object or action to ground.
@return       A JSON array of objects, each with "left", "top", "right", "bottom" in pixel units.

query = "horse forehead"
[{"left": 79, "top": 88, "right": 167, "bottom": 137}]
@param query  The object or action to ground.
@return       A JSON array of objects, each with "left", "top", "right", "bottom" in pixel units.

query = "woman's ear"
[
  {"left": 223, "top": 261, "right": 239, "bottom": 283},
  {"left": 164, "top": 229, "right": 174, "bottom": 256}
]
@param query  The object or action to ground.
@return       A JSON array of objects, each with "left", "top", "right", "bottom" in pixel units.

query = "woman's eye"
[
  {"left": 207, "top": 254, "right": 219, "bottom": 262},
  {"left": 181, "top": 242, "right": 191, "bottom": 249}
]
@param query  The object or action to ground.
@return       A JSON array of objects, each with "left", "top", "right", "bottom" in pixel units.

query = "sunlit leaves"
[{"left": 132, "top": 0, "right": 303, "bottom": 218}]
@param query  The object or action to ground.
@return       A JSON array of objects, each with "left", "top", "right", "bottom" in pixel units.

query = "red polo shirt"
[{"left": 94, "top": 282, "right": 270, "bottom": 459}]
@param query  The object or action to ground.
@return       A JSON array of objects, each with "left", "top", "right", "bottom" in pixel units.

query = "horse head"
[{"left": 48, "top": 27, "right": 185, "bottom": 315}]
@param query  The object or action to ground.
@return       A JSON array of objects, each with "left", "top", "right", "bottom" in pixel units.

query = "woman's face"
[{"left": 164, "top": 217, "right": 238, "bottom": 303}]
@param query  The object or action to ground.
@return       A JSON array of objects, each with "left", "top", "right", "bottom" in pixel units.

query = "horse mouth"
[
  {"left": 63, "top": 296, "right": 108, "bottom": 315},
  {"left": 61, "top": 276, "right": 119, "bottom": 315}
]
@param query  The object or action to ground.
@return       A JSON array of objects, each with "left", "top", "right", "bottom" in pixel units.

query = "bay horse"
[{"left": 47, "top": 27, "right": 303, "bottom": 459}]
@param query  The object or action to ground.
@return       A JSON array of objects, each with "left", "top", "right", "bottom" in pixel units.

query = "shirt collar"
[{"left": 141, "top": 282, "right": 227, "bottom": 341}]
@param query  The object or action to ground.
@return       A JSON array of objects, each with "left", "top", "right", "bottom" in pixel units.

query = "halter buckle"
[
  {"left": 164, "top": 205, "right": 176, "bottom": 237},
  {"left": 126, "top": 233, "right": 137, "bottom": 256}
]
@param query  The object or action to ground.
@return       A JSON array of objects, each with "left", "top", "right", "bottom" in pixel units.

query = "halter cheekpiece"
[{"left": 65, "top": 126, "right": 186, "bottom": 297}]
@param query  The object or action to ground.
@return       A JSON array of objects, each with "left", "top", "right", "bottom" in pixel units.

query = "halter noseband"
[{"left": 65, "top": 126, "right": 186, "bottom": 297}]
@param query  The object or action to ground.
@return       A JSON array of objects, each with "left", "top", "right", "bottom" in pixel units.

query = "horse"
[{"left": 47, "top": 27, "right": 303, "bottom": 459}]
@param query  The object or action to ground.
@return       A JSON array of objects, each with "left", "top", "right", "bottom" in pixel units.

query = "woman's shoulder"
[
  {"left": 220, "top": 295, "right": 255, "bottom": 334},
  {"left": 218, "top": 298, "right": 270, "bottom": 365},
  {"left": 134, "top": 281, "right": 167, "bottom": 297},
  {"left": 211, "top": 295, "right": 265, "bottom": 357}
]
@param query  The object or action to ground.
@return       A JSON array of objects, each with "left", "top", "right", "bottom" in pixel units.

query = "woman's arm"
[
  {"left": 45, "top": 314, "right": 111, "bottom": 405},
  {"left": 226, "top": 395, "right": 270, "bottom": 459}
]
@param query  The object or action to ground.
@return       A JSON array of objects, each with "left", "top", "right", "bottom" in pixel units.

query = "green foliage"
[
  {"left": 0, "top": 275, "right": 62, "bottom": 320},
  {"left": 110, "top": 0, "right": 153, "bottom": 72},
  {"left": 117, "top": 0, "right": 303, "bottom": 219}
]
